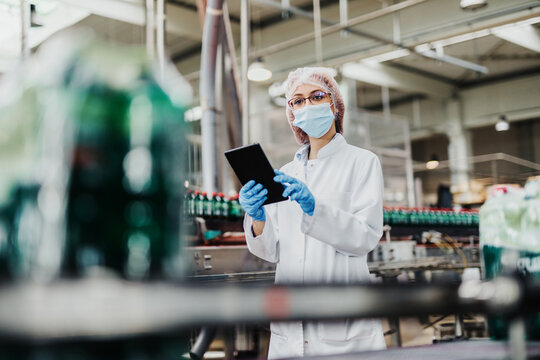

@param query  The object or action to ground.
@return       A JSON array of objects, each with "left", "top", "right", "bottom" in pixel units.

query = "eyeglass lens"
[{"left": 289, "top": 91, "right": 329, "bottom": 110}]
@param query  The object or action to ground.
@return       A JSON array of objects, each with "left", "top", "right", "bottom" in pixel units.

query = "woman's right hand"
[{"left": 239, "top": 180, "right": 268, "bottom": 222}]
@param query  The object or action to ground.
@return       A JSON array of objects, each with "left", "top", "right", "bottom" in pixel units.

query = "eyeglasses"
[{"left": 287, "top": 91, "right": 331, "bottom": 110}]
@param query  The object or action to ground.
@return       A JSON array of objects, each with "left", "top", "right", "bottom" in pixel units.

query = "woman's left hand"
[{"left": 273, "top": 170, "right": 315, "bottom": 216}]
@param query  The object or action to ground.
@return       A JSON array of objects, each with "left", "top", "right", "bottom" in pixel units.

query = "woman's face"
[
  {"left": 291, "top": 83, "right": 335, "bottom": 114},
  {"left": 291, "top": 83, "right": 337, "bottom": 141}
]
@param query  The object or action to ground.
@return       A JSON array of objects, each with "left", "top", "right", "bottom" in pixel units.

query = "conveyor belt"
[
  {"left": 187, "top": 257, "right": 481, "bottom": 283},
  {"left": 295, "top": 340, "right": 540, "bottom": 360}
]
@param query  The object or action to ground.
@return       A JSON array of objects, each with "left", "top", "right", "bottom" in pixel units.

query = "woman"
[{"left": 240, "top": 67, "right": 386, "bottom": 358}]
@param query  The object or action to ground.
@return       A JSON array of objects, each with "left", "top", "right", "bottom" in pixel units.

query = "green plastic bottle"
[
  {"left": 230, "top": 194, "right": 243, "bottom": 220},
  {"left": 218, "top": 192, "right": 228, "bottom": 220},
  {"left": 383, "top": 207, "right": 390, "bottom": 225},
  {"left": 195, "top": 190, "right": 204, "bottom": 217},
  {"left": 201, "top": 192, "right": 211, "bottom": 218}
]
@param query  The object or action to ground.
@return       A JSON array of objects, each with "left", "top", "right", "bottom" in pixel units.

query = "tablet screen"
[{"left": 224, "top": 143, "right": 287, "bottom": 205}]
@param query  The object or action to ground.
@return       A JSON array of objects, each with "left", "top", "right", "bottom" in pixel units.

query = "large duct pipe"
[{"left": 200, "top": 0, "right": 224, "bottom": 193}]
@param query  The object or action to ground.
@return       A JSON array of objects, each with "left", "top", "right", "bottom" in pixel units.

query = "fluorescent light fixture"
[
  {"left": 495, "top": 115, "right": 509, "bottom": 132},
  {"left": 415, "top": 16, "right": 540, "bottom": 52},
  {"left": 460, "top": 0, "right": 487, "bottom": 11},
  {"left": 247, "top": 59, "right": 272, "bottom": 82},
  {"left": 362, "top": 48, "right": 410, "bottom": 64}
]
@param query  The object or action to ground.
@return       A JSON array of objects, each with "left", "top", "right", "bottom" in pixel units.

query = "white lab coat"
[{"left": 244, "top": 134, "right": 386, "bottom": 359}]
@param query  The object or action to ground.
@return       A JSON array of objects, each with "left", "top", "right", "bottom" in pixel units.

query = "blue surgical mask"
[{"left": 292, "top": 103, "right": 334, "bottom": 138}]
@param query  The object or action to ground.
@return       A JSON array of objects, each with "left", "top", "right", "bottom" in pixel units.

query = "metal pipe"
[
  {"left": 222, "top": 3, "right": 241, "bottom": 98},
  {"left": 145, "top": 0, "right": 155, "bottom": 60},
  {"left": 2, "top": 277, "right": 539, "bottom": 336},
  {"left": 313, "top": 0, "right": 323, "bottom": 65},
  {"left": 381, "top": 86, "right": 390, "bottom": 120},
  {"left": 392, "top": 10, "right": 400, "bottom": 44},
  {"left": 250, "top": 0, "right": 428, "bottom": 59},
  {"left": 250, "top": 0, "right": 488, "bottom": 74},
  {"left": 420, "top": 49, "right": 488, "bottom": 74},
  {"left": 241, "top": 0, "right": 250, "bottom": 146},
  {"left": 404, "top": 120, "right": 416, "bottom": 207},
  {"left": 189, "top": 327, "right": 217, "bottom": 359},
  {"left": 222, "top": 3, "right": 243, "bottom": 149},
  {"left": 183, "top": 1, "right": 540, "bottom": 81},
  {"left": 20, "top": 0, "right": 30, "bottom": 57},
  {"left": 200, "top": 0, "right": 224, "bottom": 193},
  {"left": 339, "top": 0, "right": 348, "bottom": 27},
  {"left": 414, "top": 152, "right": 540, "bottom": 172},
  {"left": 156, "top": 0, "right": 166, "bottom": 80}
]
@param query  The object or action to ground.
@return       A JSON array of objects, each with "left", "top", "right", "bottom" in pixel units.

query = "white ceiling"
[{"left": 1, "top": 0, "right": 539, "bottom": 107}]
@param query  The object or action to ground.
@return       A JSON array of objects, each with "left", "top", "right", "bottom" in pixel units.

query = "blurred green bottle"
[
  {"left": 219, "top": 193, "right": 229, "bottom": 220},
  {"left": 194, "top": 190, "right": 203, "bottom": 217},
  {"left": 211, "top": 192, "right": 220, "bottom": 219},
  {"left": 202, "top": 192, "right": 212, "bottom": 218}
]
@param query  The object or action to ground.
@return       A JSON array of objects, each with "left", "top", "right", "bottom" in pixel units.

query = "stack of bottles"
[
  {"left": 383, "top": 207, "right": 479, "bottom": 227},
  {"left": 184, "top": 190, "right": 245, "bottom": 220},
  {"left": 480, "top": 177, "right": 540, "bottom": 339}
]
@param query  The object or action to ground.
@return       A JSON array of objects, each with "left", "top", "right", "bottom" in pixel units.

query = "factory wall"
[{"left": 391, "top": 73, "right": 540, "bottom": 139}]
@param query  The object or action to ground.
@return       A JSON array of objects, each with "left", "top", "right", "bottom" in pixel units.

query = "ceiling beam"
[
  {"left": 493, "top": 24, "right": 540, "bottom": 53},
  {"left": 342, "top": 61, "right": 455, "bottom": 98},
  {"left": 56, "top": 0, "right": 203, "bottom": 39}
]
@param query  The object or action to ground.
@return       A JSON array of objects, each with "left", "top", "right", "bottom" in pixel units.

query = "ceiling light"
[
  {"left": 495, "top": 115, "right": 509, "bottom": 132},
  {"left": 460, "top": 0, "right": 488, "bottom": 11},
  {"left": 247, "top": 58, "right": 272, "bottom": 82},
  {"left": 426, "top": 155, "right": 439, "bottom": 170}
]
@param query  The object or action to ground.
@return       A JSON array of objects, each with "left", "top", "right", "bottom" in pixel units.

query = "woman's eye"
[
  {"left": 293, "top": 98, "right": 304, "bottom": 105},
  {"left": 312, "top": 92, "right": 326, "bottom": 101}
]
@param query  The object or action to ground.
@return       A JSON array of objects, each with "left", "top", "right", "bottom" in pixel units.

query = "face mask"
[{"left": 292, "top": 103, "right": 334, "bottom": 138}]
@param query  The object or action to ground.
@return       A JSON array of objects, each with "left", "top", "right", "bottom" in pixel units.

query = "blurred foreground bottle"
[
  {"left": 0, "top": 33, "right": 191, "bottom": 281},
  {"left": 480, "top": 180, "right": 540, "bottom": 339}
]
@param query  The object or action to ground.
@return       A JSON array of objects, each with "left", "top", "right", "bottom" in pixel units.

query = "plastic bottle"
[
  {"left": 409, "top": 208, "right": 420, "bottom": 226},
  {"left": 184, "top": 189, "right": 192, "bottom": 217},
  {"left": 202, "top": 192, "right": 212, "bottom": 218},
  {"left": 383, "top": 207, "right": 390, "bottom": 225},
  {"left": 211, "top": 192, "right": 221, "bottom": 219},
  {"left": 194, "top": 190, "right": 203, "bottom": 217},
  {"left": 189, "top": 189, "right": 196, "bottom": 217},
  {"left": 230, "top": 194, "right": 243, "bottom": 220},
  {"left": 219, "top": 193, "right": 228, "bottom": 220}
]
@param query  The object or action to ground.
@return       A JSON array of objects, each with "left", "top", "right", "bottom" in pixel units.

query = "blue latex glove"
[
  {"left": 273, "top": 170, "right": 315, "bottom": 216},
  {"left": 239, "top": 180, "right": 268, "bottom": 221}
]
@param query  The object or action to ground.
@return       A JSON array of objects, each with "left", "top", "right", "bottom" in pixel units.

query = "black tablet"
[{"left": 224, "top": 143, "right": 287, "bottom": 205}]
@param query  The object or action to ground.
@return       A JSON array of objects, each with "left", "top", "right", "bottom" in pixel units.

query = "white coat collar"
[{"left": 293, "top": 133, "right": 347, "bottom": 162}]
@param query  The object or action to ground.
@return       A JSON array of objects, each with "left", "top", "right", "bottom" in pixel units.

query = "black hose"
[{"left": 189, "top": 327, "right": 217, "bottom": 360}]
